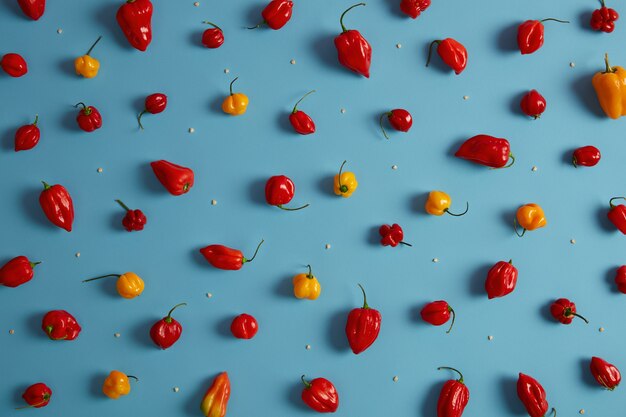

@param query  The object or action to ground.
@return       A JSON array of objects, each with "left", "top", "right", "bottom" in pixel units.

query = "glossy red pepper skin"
[
  {"left": 517, "top": 373, "right": 554, "bottom": 417},
  {"left": 485, "top": 260, "right": 518, "bottom": 299},
  {"left": 380, "top": 109, "right": 412, "bottom": 139},
  {"left": 116, "top": 0, "right": 153, "bottom": 51},
  {"left": 334, "top": 3, "right": 372, "bottom": 78},
  {"left": 520, "top": 90, "right": 546, "bottom": 119},
  {"left": 137, "top": 93, "right": 167, "bottom": 129},
  {"left": 199, "top": 240, "right": 264, "bottom": 270},
  {"left": 150, "top": 160, "right": 194, "bottom": 196},
  {"left": 400, "top": 0, "right": 430, "bottom": 19},
  {"left": 14, "top": 115, "right": 40, "bottom": 151},
  {"left": 17, "top": 0, "right": 46, "bottom": 20},
  {"left": 590, "top": 356, "right": 621, "bottom": 390},
  {"left": 259, "top": 0, "right": 293, "bottom": 30},
  {"left": 0, "top": 256, "right": 40, "bottom": 288},
  {"left": 345, "top": 284, "right": 381, "bottom": 354},
  {"left": 116, "top": 200, "right": 146, "bottom": 232},
  {"left": 437, "top": 367, "right": 469, "bottom": 417},
  {"left": 21, "top": 383, "right": 52, "bottom": 408},
  {"left": 150, "top": 303, "right": 186, "bottom": 349},
  {"left": 301, "top": 375, "right": 339, "bottom": 413},
  {"left": 230, "top": 313, "right": 258, "bottom": 339},
  {"left": 591, "top": 1, "right": 619, "bottom": 33},
  {"left": 75, "top": 103, "right": 102, "bottom": 132},
  {"left": 572, "top": 146, "right": 601, "bottom": 167},
  {"left": 379, "top": 224, "right": 411, "bottom": 247},
  {"left": 517, "top": 19, "right": 569, "bottom": 55},
  {"left": 201, "top": 22, "right": 224, "bottom": 48},
  {"left": 608, "top": 197, "right": 626, "bottom": 234},
  {"left": 41, "top": 310, "right": 81, "bottom": 340},
  {"left": 550, "top": 298, "right": 588, "bottom": 325},
  {"left": 289, "top": 91, "right": 316, "bottom": 135},
  {"left": 615, "top": 265, "right": 626, "bottom": 293},
  {"left": 1, "top": 53, "right": 28, "bottom": 77},
  {"left": 39, "top": 181, "right": 74, "bottom": 232},
  {"left": 454, "top": 135, "right": 514, "bottom": 168},
  {"left": 421, "top": 300, "right": 456, "bottom": 333},
  {"left": 265, "top": 175, "right": 309, "bottom": 210},
  {"left": 427, "top": 38, "right": 467, "bottom": 74}
]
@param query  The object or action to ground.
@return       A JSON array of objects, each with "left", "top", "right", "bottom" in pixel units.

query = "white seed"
[
  {"left": 173, "top": 387, "right": 180, "bottom": 392},
  {"left": 488, "top": 335, "right": 493, "bottom": 341},
  {"left": 570, "top": 62, "right": 576, "bottom": 68},
  {"left": 193, "top": 1, "right": 200, "bottom": 6},
  {"left": 224, "top": 68, "right": 230, "bottom": 74},
  {"left": 75, "top": 252, "right": 81, "bottom": 258},
  {"left": 463, "top": 95, "right": 470, "bottom": 100},
  {"left": 290, "top": 59, "right": 296, "bottom": 65},
  {"left": 9, "top": 329, "right": 15, "bottom": 335},
  {"left": 392, "top": 376, "right": 399, "bottom": 382},
  {"left": 97, "top": 168, "right": 103, "bottom": 173},
  {"left": 305, "top": 344, "right": 311, "bottom": 350},
  {"left": 391, "top": 165, "right": 398, "bottom": 170},
  {"left": 570, "top": 239, "right": 576, "bottom": 244},
  {"left": 340, "top": 108, "right": 346, "bottom": 114},
  {"left": 57, "top": 28, "right": 63, "bottom": 34},
  {"left": 531, "top": 166, "right": 538, "bottom": 172},
  {"left": 396, "top": 43, "right": 402, "bottom": 49},
  {"left": 114, "top": 333, "right": 121, "bottom": 338},
  {"left": 206, "top": 292, "right": 213, "bottom": 298},
  {"left": 188, "top": 127, "right": 195, "bottom": 133},
  {"left": 211, "top": 200, "right": 217, "bottom": 206},
  {"left": 579, "top": 410, "right": 585, "bottom": 415},
  {"left": 599, "top": 327, "right": 605, "bottom": 332},
  {"left": 432, "top": 258, "right": 439, "bottom": 263},
  {"left": 325, "top": 244, "right": 331, "bottom": 250}
]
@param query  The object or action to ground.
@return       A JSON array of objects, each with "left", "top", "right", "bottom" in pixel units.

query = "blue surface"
[{"left": 1, "top": 0, "right": 626, "bottom": 415}]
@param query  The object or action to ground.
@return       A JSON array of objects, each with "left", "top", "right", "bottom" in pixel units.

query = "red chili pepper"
[
  {"left": 230, "top": 313, "right": 258, "bottom": 339},
  {"left": 426, "top": 38, "right": 467, "bottom": 74},
  {"left": 17, "top": 0, "right": 46, "bottom": 20},
  {"left": 345, "top": 284, "right": 381, "bottom": 354},
  {"left": 0, "top": 256, "right": 41, "bottom": 288},
  {"left": 517, "top": 373, "right": 555, "bottom": 417},
  {"left": 39, "top": 181, "right": 74, "bottom": 232},
  {"left": 550, "top": 298, "right": 588, "bottom": 325},
  {"left": 437, "top": 367, "right": 470, "bottom": 417},
  {"left": 201, "top": 21, "right": 224, "bottom": 48},
  {"left": 379, "top": 109, "right": 412, "bottom": 140},
  {"left": 265, "top": 175, "right": 309, "bottom": 210},
  {"left": 115, "top": 200, "right": 146, "bottom": 232},
  {"left": 421, "top": 300, "right": 456, "bottom": 333},
  {"left": 591, "top": 0, "right": 619, "bottom": 33},
  {"left": 379, "top": 224, "right": 412, "bottom": 247},
  {"left": 137, "top": 93, "right": 167, "bottom": 130},
  {"left": 14, "top": 115, "right": 40, "bottom": 151},
  {"left": 400, "top": 0, "right": 431, "bottom": 19},
  {"left": 520, "top": 90, "right": 546, "bottom": 119},
  {"left": 590, "top": 356, "right": 621, "bottom": 390},
  {"left": 150, "top": 303, "right": 186, "bottom": 349},
  {"left": 485, "top": 260, "right": 518, "bottom": 299},
  {"left": 248, "top": 0, "right": 293, "bottom": 30},
  {"left": 289, "top": 90, "right": 316, "bottom": 135},
  {"left": 116, "top": 0, "right": 153, "bottom": 51},
  {"left": 200, "top": 240, "right": 264, "bottom": 270},
  {"left": 517, "top": 18, "right": 569, "bottom": 55},
  {"left": 74, "top": 102, "right": 102, "bottom": 132},
  {"left": 19, "top": 383, "right": 52, "bottom": 409},
  {"left": 615, "top": 265, "right": 626, "bottom": 293},
  {"left": 572, "top": 146, "right": 601, "bottom": 167},
  {"left": 301, "top": 375, "right": 339, "bottom": 413},
  {"left": 1, "top": 53, "right": 28, "bottom": 77},
  {"left": 150, "top": 160, "right": 194, "bottom": 196},
  {"left": 334, "top": 3, "right": 372, "bottom": 78},
  {"left": 454, "top": 135, "right": 515, "bottom": 168},
  {"left": 608, "top": 197, "right": 626, "bottom": 234},
  {"left": 41, "top": 310, "right": 81, "bottom": 340}
]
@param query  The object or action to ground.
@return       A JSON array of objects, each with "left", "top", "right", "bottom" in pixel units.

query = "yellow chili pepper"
[
  {"left": 200, "top": 372, "right": 231, "bottom": 417},
  {"left": 74, "top": 36, "right": 102, "bottom": 79},
  {"left": 592, "top": 53, "right": 626, "bottom": 119},
  {"left": 292, "top": 265, "right": 322, "bottom": 300},
  {"left": 514, "top": 203, "right": 547, "bottom": 237},
  {"left": 425, "top": 190, "right": 469, "bottom": 216},
  {"left": 221, "top": 77, "right": 249, "bottom": 116},
  {"left": 333, "top": 160, "right": 358, "bottom": 198},
  {"left": 83, "top": 272, "right": 145, "bottom": 299},
  {"left": 102, "top": 370, "right": 137, "bottom": 399}
]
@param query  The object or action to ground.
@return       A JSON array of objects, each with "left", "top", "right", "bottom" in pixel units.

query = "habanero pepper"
[
  {"left": 615, "top": 265, "right": 626, "bottom": 293},
  {"left": 14, "top": 114, "right": 40, "bottom": 152},
  {"left": 74, "top": 36, "right": 102, "bottom": 79},
  {"left": 437, "top": 367, "right": 470, "bottom": 417},
  {"left": 345, "top": 284, "right": 381, "bottom": 354},
  {"left": 400, "top": 0, "right": 431, "bottom": 19},
  {"left": 230, "top": 313, "right": 258, "bottom": 339},
  {"left": 0, "top": 256, "right": 41, "bottom": 288},
  {"left": 333, "top": 160, "right": 358, "bottom": 198},
  {"left": 1, "top": 53, "right": 28, "bottom": 77},
  {"left": 292, "top": 265, "right": 322, "bottom": 300},
  {"left": 83, "top": 271, "right": 145, "bottom": 299},
  {"left": 116, "top": 0, "right": 153, "bottom": 51},
  {"left": 103, "top": 371, "right": 138, "bottom": 399},
  {"left": 301, "top": 375, "right": 339, "bottom": 413},
  {"left": 200, "top": 372, "right": 231, "bottom": 417},
  {"left": 39, "top": 181, "right": 74, "bottom": 232},
  {"left": 425, "top": 191, "right": 469, "bottom": 217},
  {"left": 607, "top": 197, "right": 626, "bottom": 233},
  {"left": 592, "top": 54, "right": 626, "bottom": 119},
  {"left": 200, "top": 240, "right": 264, "bottom": 270},
  {"left": 202, "top": 22, "right": 224, "bottom": 48},
  {"left": 520, "top": 89, "right": 546, "bottom": 119},
  {"left": 115, "top": 199, "right": 147, "bottom": 232},
  {"left": 591, "top": 0, "right": 619, "bottom": 33},
  {"left": 138, "top": 93, "right": 167, "bottom": 129},
  {"left": 150, "top": 303, "right": 186, "bottom": 349},
  {"left": 514, "top": 204, "right": 546, "bottom": 237},
  {"left": 19, "top": 383, "right": 52, "bottom": 409},
  {"left": 150, "top": 160, "right": 194, "bottom": 195},
  {"left": 517, "top": 373, "right": 556, "bottom": 417},
  {"left": 248, "top": 0, "right": 293, "bottom": 30},
  {"left": 74, "top": 102, "right": 102, "bottom": 132},
  {"left": 590, "top": 356, "right": 621, "bottom": 390},
  {"left": 573, "top": 145, "right": 601, "bottom": 167},
  {"left": 266, "top": 175, "right": 309, "bottom": 210},
  {"left": 334, "top": 3, "right": 372, "bottom": 78},
  {"left": 222, "top": 77, "right": 249, "bottom": 116},
  {"left": 485, "top": 260, "right": 518, "bottom": 299},
  {"left": 421, "top": 300, "right": 456, "bottom": 333},
  {"left": 17, "top": 0, "right": 46, "bottom": 21},
  {"left": 379, "top": 223, "right": 411, "bottom": 247},
  {"left": 550, "top": 298, "right": 588, "bottom": 325},
  {"left": 289, "top": 90, "right": 316, "bottom": 135},
  {"left": 454, "top": 135, "right": 514, "bottom": 168},
  {"left": 41, "top": 310, "right": 81, "bottom": 340},
  {"left": 517, "top": 18, "right": 569, "bottom": 55},
  {"left": 426, "top": 38, "right": 467, "bottom": 74},
  {"left": 379, "top": 108, "right": 412, "bottom": 140}
]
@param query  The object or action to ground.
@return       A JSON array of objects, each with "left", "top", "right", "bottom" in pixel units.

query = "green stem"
[
  {"left": 137, "top": 110, "right": 146, "bottom": 130},
  {"left": 566, "top": 308, "right": 589, "bottom": 324},
  {"left": 165, "top": 303, "right": 187, "bottom": 323},
  {"left": 604, "top": 53, "right": 615, "bottom": 74},
  {"left": 437, "top": 366, "right": 464, "bottom": 383},
  {"left": 513, "top": 219, "right": 526, "bottom": 237},
  {"left": 246, "top": 20, "right": 266, "bottom": 30},
  {"left": 340, "top": 3, "right": 366, "bottom": 32},
  {"left": 358, "top": 283, "right": 369, "bottom": 309},
  {"left": 278, "top": 203, "right": 310, "bottom": 211},
  {"left": 126, "top": 375, "right": 139, "bottom": 382},
  {"left": 83, "top": 274, "right": 120, "bottom": 283},
  {"left": 399, "top": 241, "right": 412, "bottom": 247},
  {"left": 41, "top": 181, "right": 51, "bottom": 190},
  {"left": 30, "top": 261, "right": 42, "bottom": 268},
  {"left": 301, "top": 375, "right": 312, "bottom": 389},
  {"left": 292, "top": 90, "right": 316, "bottom": 114},
  {"left": 74, "top": 102, "right": 91, "bottom": 115},
  {"left": 306, "top": 264, "right": 313, "bottom": 279},
  {"left": 446, "top": 307, "right": 456, "bottom": 334},
  {"left": 229, "top": 77, "right": 239, "bottom": 96},
  {"left": 202, "top": 21, "right": 222, "bottom": 31},
  {"left": 540, "top": 18, "right": 570, "bottom": 24},
  {"left": 501, "top": 153, "right": 515, "bottom": 169},
  {"left": 243, "top": 239, "right": 265, "bottom": 263},
  {"left": 115, "top": 199, "right": 131, "bottom": 212},
  {"left": 379, "top": 112, "right": 391, "bottom": 140},
  {"left": 32, "top": 115, "right": 38, "bottom": 126},
  {"left": 609, "top": 197, "right": 626, "bottom": 208},
  {"left": 426, "top": 40, "right": 441, "bottom": 67},
  {"left": 85, "top": 35, "right": 102, "bottom": 56},
  {"left": 337, "top": 160, "right": 348, "bottom": 193},
  {"left": 445, "top": 202, "right": 469, "bottom": 217}
]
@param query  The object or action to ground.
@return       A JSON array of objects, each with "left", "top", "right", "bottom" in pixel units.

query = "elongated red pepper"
[
  {"left": 41, "top": 310, "right": 81, "bottom": 340},
  {"left": 379, "top": 224, "right": 412, "bottom": 247},
  {"left": 454, "top": 135, "right": 514, "bottom": 168},
  {"left": 437, "top": 367, "right": 469, "bottom": 417},
  {"left": 116, "top": 0, "right": 153, "bottom": 51},
  {"left": 200, "top": 240, "right": 264, "bottom": 270},
  {"left": 520, "top": 90, "right": 546, "bottom": 119},
  {"left": 20, "top": 383, "right": 52, "bottom": 409},
  {"left": 230, "top": 313, "right": 258, "bottom": 339},
  {"left": 345, "top": 284, "right": 381, "bottom": 354},
  {"left": 550, "top": 298, "right": 588, "bottom": 325},
  {"left": 249, "top": 0, "right": 293, "bottom": 30},
  {"left": 265, "top": 175, "right": 309, "bottom": 210},
  {"left": 485, "top": 260, "right": 518, "bottom": 299},
  {"left": 150, "top": 160, "right": 194, "bottom": 195},
  {"left": 74, "top": 102, "right": 102, "bottom": 132},
  {"left": 202, "top": 22, "right": 224, "bottom": 48},
  {"left": 607, "top": 197, "right": 626, "bottom": 233},
  {"left": 137, "top": 93, "right": 167, "bottom": 129},
  {"left": 39, "top": 181, "right": 74, "bottom": 232},
  {"left": 426, "top": 38, "right": 467, "bottom": 74},
  {"left": 334, "top": 3, "right": 372, "bottom": 78},
  {"left": 17, "top": 0, "right": 46, "bottom": 20},
  {"left": 517, "top": 373, "right": 555, "bottom": 417},
  {"left": 150, "top": 303, "right": 186, "bottom": 349},
  {"left": 572, "top": 146, "right": 601, "bottom": 167},
  {"left": 590, "top": 356, "right": 621, "bottom": 390},
  {"left": 0, "top": 256, "right": 41, "bottom": 288},
  {"left": 517, "top": 18, "right": 569, "bottom": 55},
  {"left": 400, "top": 0, "right": 430, "bottom": 19},
  {"left": 421, "top": 300, "right": 455, "bottom": 333},
  {"left": 289, "top": 90, "right": 316, "bottom": 135},
  {"left": 615, "top": 265, "right": 626, "bottom": 293},
  {"left": 379, "top": 109, "right": 412, "bottom": 139},
  {"left": 301, "top": 375, "right": 339, "bottom": 413},
  {"left": 1, "top": 53, "right": 28, "bottom": 77},
  {"left": 200, "top": 372, "right": 230, "bottom": 417},
  {"left": 14, "top": 115, "right": 40, "bottom": 151}
]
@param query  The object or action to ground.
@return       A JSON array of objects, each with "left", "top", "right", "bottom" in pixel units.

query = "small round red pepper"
[
  {"left": 115, "top": 200, "right": 146, "bottom": 232},
  {"left": 520, "top": 90, "right": 546, "bottom": 119},
  {"left": 230, "top": 313, "right": 259, "bottom": 339},
  {"left": 572, "top": 146, "right": 601, "bottom": 167},
  {"left": 517, "top": 373, "right": 555, "bottom": 417},
  {"left": 607, "top": 197, "right": 626, "bottom": 234},
  {"left": 485, "top": 260, "right": 518, "bottom": 299},
  {"left": 426, "top": 38, "right": 467, "bottom": 74},
  {"left": 74, "top": 102, "right": 102, "bottom": 132},
  {"left": 289, "top": 90, "right": 316, "bottom": 135},
  {"left": 0, "top": 256, "right": 41, "bottom": 288},
  {"left": 201, "top": 21, "right": 224, "bottom": 48},
  {"left": 437, "top": 367, "right": 470, "bottom": 417},
  {"left": 399, "top": 0, "right": 431, "bottom": 19},
  {"left": 150, "top": 160, "right": 194, "bottom": 196},
  {"left": 615, "top": 265, "right": 626, "bottom": 293},
  {"left": 300, "top": 375, "right": 339, "bottom": 413},
  {"left": 379, "top": 109, "right": 412, "bottom": 140},
  {"left": 590, "top": 356, "right": 621, "bottom": 390},
  {"left": 19, "top": 383, "right": 52, "bottom": 409},
  {"left": 14, "top": 115, "right": 40, "bottom": 152},
  {"left": 248, "top": 0, "right": 293, "bottom": 30},
  {"left": 421, "top": 300, "right": 455, "bottom": 333},
  {"left": 150, "top": 303, "right": 186, "bottom": 350},
  {"left": 454, "top": 135, "right": 514, "bottom": 168},
  {"left": 17, "top": 0, "right": 46, "bottom": 21},
  {"left": 591, "top": 0, "right": 619, "bottom": 33},
  {"left": 200, "top": 240, "right": 264, "bottom": 270},
  {"left": 379, "top": 224, "right": 412, "bottom": 247},
  {"left": 42, "top": 310, "right": 81, "bottom": 340},
  {"left": 517, "top": 18, "right": 569, "bottom": 55},
  {"left": 334, "top": 3, "right": 372, "bottom": 78},
  {"left": 39, "top": 181, "right": 74, "bottom": 232},
  {"left": 1, "top": 53, "right": 28, "bottom": 77},
  {"left": 550, "top": 298, "right": 588, "bottom": 325},
  {"left": 137, "top": 93, "right": 167, "bottom": 130},
  {"left": 265, "top": 175, "right": 309, "bottom": 210},
  {"left": 345, "top": 284, "right": 381, "bottom": 354}
]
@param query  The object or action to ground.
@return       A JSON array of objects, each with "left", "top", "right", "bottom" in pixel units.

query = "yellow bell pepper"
[
  {"left": 74, "top": 36, "right": 102, "bottom": 79},
  {"left": 200, "top": 372, "right": 231, "bottom": 417},
  {"left": 592, "top": 53, "right": 626, "bottom": 119},
  {"left": 221, "top": 77, "right": 249, "bottom": 116},
  {"left": 83, "top": 272, "right": 145, "bottom": 299},
  {"left": 425, "top": 191, "right": 469, "bottom": 216},
  {"left": 102, "top": 370, "right": 137, "bottom": 399},
  {"left": 515, "top": 203, "right": 546, "bottom": 237},
  {"left": 292, "top": 265, "right": 321, "bottom": 300},
  {"left": 333, "top": 160, "right": 358, "bottom": 198}
]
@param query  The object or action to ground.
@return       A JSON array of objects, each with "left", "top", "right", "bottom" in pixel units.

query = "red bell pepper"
[
  {"left": 150, "top": 160, "right": 194, "bottom": 195},
  {"left": 117, "top": 0, "right": 153, "bottom": 51},
  {"left": 201, "top": 21, "right": 224, "bottom": 48},
  {"left": 0, "top": 256, "right": 41, "bottom": 288},
  {"left": 137, "top": 93, "right": 167, "bottom": 129},
  {"left": 517, "top": 373, "right": 555, "bottom": 417},
  {"left": 426, "top": 38, "right": 467, "bottom": 74},
  {"left": 301, "top": 375, "right": 339, "bottom": 413},
  {"left": 520, "top": 90, "right": 546, "bottom": 119},
  {"left": 1, "top": 53, "right": 28, "bottom": 77},
  {"left": 379, "top": 224, "right": 412, "bottom": 247},
  {"left": 400, "top": 0, "right": 430, "bottom": 19},
  {"left": 230, "top": 313, "right": 258, "bottom": 339},
  {"left": 379, "top": 109, "right": 412, "bottom": 140},
  {"left": 485, "top": 260, "right": 518, "bottom": 299},
  {"left": 17, "top": 0, "right": 46, "bottom": 20},
  {"left": 249, "top": 0, "right": 293, "bottom": 30},
  {"left": 421, "top": 300, "right": 455, "bottom": 333},
  {"left": 615, "top": 265, "right": 626, "bottom": 293},
  {"left": 334, "top": 3, "right": 372, "bottom": 78},
  {"left": 150, "top": 303, "right": 186, "bottom": 349},
  {"left": 345, "top": 284, "right": 381, "bottom": 354},
  {"left": 289, "top": 90, "right": 316, "bottom": 135},
  {"left": 517, "top": 18, "right": 569, "bottom": 55},
  {"left": 437, "top": 367, "right": 470, "bottom": 417},
  {"left": 200, "top": 240, "right": 264, "bottom": 270},
  {"left": 454, "top": 135, "right": 514, "bottom": 168},
  {"left": 115, "top": 200, "right": 146, "bottom": 232},
  {"left": 608, "top": 197, "right": 626, "bottom": 233},
  {"left": 39, "top": 181, "right": 74, "bottom": 232},
  {"left": 74, "top": 102, "right": 102, "bottom": 132},
  {"left": 20, "top": 383, "right": 51, "bottom": 409},
  {"left": 265, "top": 175, "right": 309, "bottom": 210},
  {"left": 591, "top": 0, "right": 619, "bottom": 33},
  {"left": 550, "top": 298, "right": 588, "bottom": 324},
  {"left": 42, "top": 310, "right": 81, "bottom": 340},
  {"left": 590, "top": 356, "right": 621, "bottom": 390},
  {"left": 572, "top": 146, "right": 601, "bottom": 167},
  {"left": 14, "top": 115, "right": 40, "bottom": 151}
]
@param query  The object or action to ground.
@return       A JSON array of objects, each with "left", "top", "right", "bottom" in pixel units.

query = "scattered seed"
[
  {"left": 290, "top": 59, "right": 296, "bottom": 65},
  {"left": 599, "top": 327, "right": 605, "bottom": 332},
  {"left": 188, "top": 127, "right": 195, "bottom": 133},
  {"left": 391, "top": 165, "right": 398, "bottom": 170},
  {"left": 57, "top": 28, "right": 63, "bottom": 34},
  {"left": 97, "top": 168, "right": 103, "bottom": 173},
  {"left": 75, "top": 252, "right": 81, "bottom": 258},
  {"left": 325, "top": 244, "right": 331, "bottom": 250},
  {"left": 570, "top": 62, "right": 576, "bottom": 68},
  {"left": 340, "top": 108, "right": 346, "bottom": 114},
  {"left": 579, "top": 410, "right": 585, "bottom": 415},
  {"left": 396, "top": 43, "right": 402, "bottom": 49},
  {"left": 531, "top": 166, "right": 538, "bottom": 172},
  {"left": 305, "top": 344, "right": 311, "bottom": 350},
  {"left": 463, "top": 95, "right": 469, "bottom": 100},
  {"left": 432, "top": 258, "right": 439, "bottom": 263},
  {"left": 392, "top": 376, "right": 399, "bottom": 382},
  {"left": 114, "top": 333, "right": 121, "bottom": 338},
  {"left": 488, "top": 335, "right": 493, "bottom": 341},
  {"left": 193, "top": 1, "right": 200, "bottom": 6},
  {"left": 206, "top": 293, "right": 213, "bottom": 298},
  {"left": 570, "top": 239, "right": 576, "bottom": 244},
  {"left": 211, "top": 200, "right": 217, "bottom": 206},
  {"left": 173, "top": 387, "right": 180, "bottom": 392},
  {"left": 224, "top": 68, "right": 230, "bottom": 74},
  {"left": 9, "top": 329, "right": 15, "bottom": 335}
]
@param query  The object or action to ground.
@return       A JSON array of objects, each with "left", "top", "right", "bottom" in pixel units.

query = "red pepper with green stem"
[
  {"left": 14, "top": 115, "right": 40, "bottom": 151},
  {"left": 150, "top": 160, "right": 194, "bottom": 195},
  {"left": 19, "top": 383, "right": 51, "bottom": 409},
  {"left": 74, "top": 102, "right": 102, "bottom": 132},
  {"left": 17, "top": 0, "right": 46, "bottom": 20},
  {"left": 421, "top": 300, "right": 455, "bottom": 333},
  {"left": 485, "top": 260, "right": 518, "bottom": 299},
  {"left": 607, "top": 197, "right": 626, "bottom": 233},
  {"left": 334, "top": 3, "right": 372, "bottom": 78},
  {"left": 520, "top": 90, "right": 546, "bottom": 119},
  {"left": 0, "top": 256, "right": 41, "bottom": 288},
  {"left": 550, "top": 298, "right": 588, "bottom": 325},
  {"left": 265, "top": 175, "right": 309, "bottom": 210},
  {"left": 590, "top": 356, "right": 621, "bottom": 390},
  {"left": 200, "top": 240, "right": 264, "bottom": 270},
  {"left": 39, "top": 181, "right": 74, "bottom": 232},
  {"left": 572, "top": 146, "right": 601, "bottom": 167},
  {"left": 379, "top": 109, "right": 412, "bottom": 139},
  {"left": 248, "top": 0, "right": 293, "bottom": 30},
  {"left": 426, "top": 38, "right": 467, "bottom": 74},
  {"left": 115, "top": 200, "right": 146, "bottom": 231},
  {"left": 437, "top": 367, "right": 469, "bottom": 417},
  {"left": 138, "top": 93, "right": 167, "bottom": 129},
  {"left": 289, "top": 90, "right": 316, "bottom": 135},
  {"left": 517, "top": 373, "right": 556, "bottom": 417},
  {"left": 517, "top": 18, "right": 569, "bottom": 54},
  {"left": 345, "top": 284, "right": 381, "bottom": 354},
  {"left": 454, "top": 135, "right": 514, "bottom": 168},
  {"left": 591, "top": 0, "right": 619, "bottom": 33},
  {"left": 41, "top": 310, "right": 81, "bottom": 340},
  {"left": 150, "top": 303, "right": 186, "bottom": 349},
  {"left": 301, "top": 375, "right": 339, "bottom": 413},
  {"left": 117, "top": 0, "right": 153, "bottom": 51},
  {"left": 379, "top": 224, "right": 411, "bottom": 247},
  {"left": 202, "top": 22, "right": 224, "bottom": 48}
]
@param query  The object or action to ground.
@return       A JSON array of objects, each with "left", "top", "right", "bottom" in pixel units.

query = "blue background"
[{"left": 1, "top": 0, "right": 625, "bottom": 415}]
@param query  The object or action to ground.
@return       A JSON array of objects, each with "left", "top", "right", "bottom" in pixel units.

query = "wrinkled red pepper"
[
  {"left": 426, "top": 38, "right": 467, "bottom": 74},
  {"left": 17, "top": 0, "right": 46, "bottom": 20},
  {"left": 379, "top": 224, "right": 412, "bottom": 247},
  {"left": 116, "top": 0, "right": 153, "bottom": 51},
  {"left": 74, "top": 102, "right": 102, "bottom": 132},
  {"left": 138, "top": 93, "right": 167, "bottom": 130},
  {"left": 437, "top": 367, "right": 470, "bottom": 417},
  {"left": 608, "top": 197, "right": 626, "bottom": 234},
  {"left": 591, "top": 0, "right": 619, "bottom": 33},
  {"left": 520, "top": 90, "right": 546, "bottom": 119},
  {"left": 249, "top": 0, "right": 293, "bottom": 30},
  {"left": 590, "top": 356, "right": 621, "bottom": 390},
  {"left": 14, "top": 115, "right": 40, "bottom": 152},
  {"left": 345, "top": 284, "right": 381, "bottom": 354},
  {"left": 421, "top": 300, "right": 456, "bottom": 333},
  {"left": 572, "top": 146, "right": 601, "bottom": 167},
  {"left": 615, "top": 265, "right": 626, "bottom": 293},
  {"left": 115, "top": 200, "right": 146, "bottom": 232},
  {"left": 1, "top": 53, "right": 28, "bottom": 77},
  {"left": 20, "top": 383, "right": 52, "bottom": 409},
  {"left": 400, "top": 0, "right": 430, "bottom": 19},
  {"left": 454, "top": 135, "right": 514, "bottom": 168},
  {"left": 39, "top": 181, "right": 74, "bottom": 232},
  {"left": 334, "top": 3, "right": 372, "bottom": 78},
  {"left": 150, "top": 160, "right": 194, "bottom": 195},
  {"left": 230, "top": 313, "right": 259, "bottom": 339},
  {"left": 517, "top": 18, "right": 569, "bottom": 55},
  {"left": 0, "top": 256, "right": 41, "bottom": 288},
  {"left": 301, "top": 375, "right": 339, "bottom": 413},
  {"left": 265, "top": 175, "right": 309, "bottom": 210},
  {"left": 517, "top": 373, "right": 555, "bottom": 417},
  {"left": 200, "top": 240, "right": 264, "bottom": 270},
  {"left": 42, "top": 310, "right": 81, "bottom": 340},
  {"left": 379, "top": 109, "right": 412, "bottom": 140},
  {"left": 202, "top": 21, "right": 224, "bottom": 48},
  {"left": 150, "top": 303, "right": 186, "bottom": 349},
  {"left": 550, "top": 298, "right": 588, "bottom": 324},
  {"left": 289, "top": 90, "right": 316, "bottom": 135},
  {"left": 485, "top": 260, "right": 518, "bottom": 299}
]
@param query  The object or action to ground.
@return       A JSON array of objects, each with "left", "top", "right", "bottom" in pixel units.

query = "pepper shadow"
[
  {"left": 93, "top": 2, "right": 130, "bottom": 49},
  {"left": 578, "top": 11, "right": 595, "bottom": 31},
  {"left": 310, "top": 33, "right": 344, "bottom": 74},
  {"left": 495, "top": 22, "right": 520, "bottom": 52},
  {"left": 420, "top": 381, "right": 441, "bottom": 417},
  {"left": 605, "top": 266, "right": 618, "bottom": 293},
  {"left": 409, "top": 192, "right": 430, "bottom": 214},
  {"left": 210, "top": 95, "right": 224, "bottom": 115},
  {"left": 422, "top": 41, "right": 452, "bottom": 74},
  {"left": 184, "top": 374, "right": 220, "bottom": 417},
  {"left": 372, "top": 110, "right": 387, "bottom": 141},
  {"left": 316, "top": 175, "right": 334, "bottom": 198},
  {"left": 24, "top": 311, "right": 45, "bottom": 337},
  {"left": 57, "top": 57, "right": 76, "bottom": 77},
  {"left": 139, "top": 162, "right": 165, "bottom": 195},
  {"left": 246, "top": 3, "right": 264, "bottom": 29},
  {"left": 286, "top": 380, "right": 307, "bottom": 410},
  {"left": 2, "top": 125, "right": 14, "bottom": 151},
  {"left": 61, "top": 107, "right": 79, "bottom": 132},
  {"left": 189, "top": 30, "right": 205, "bottom": 48},
  {"left": 248, "top": 178, "right": 268, "bottom": 206},
  {"left": 277, "top": 112, "right": 294, "bottom": 134},
  {"left": 1, "top": 0, "right": 22, "bottom": 18},
  {"left": 89, "top": 373, "right": 108, "bottom": 398},
  {"left": 539, "top": 300, "right": 556, "bottom": 324},
  {"left": 446, "top": 137, "right": 467, "bottom": 158},
  {"left": 83, "top": 271, "right": 120, "bottom": 298},
  {"left": 499, "top": 375, "right": 526, "bottom": 415},
  {"left": 215, "top": 316, "right": 233, "bottom": 338},
  {"left": 21, "top": 188, "right": 54, "bottom": 229},
  {"left": 580, "top": 358, "right": 599, "bottom": 388},
  {"left": 408, "top": 304, "right": 423, "bottom": 324},
  {"left": 326, "top": 308, "right": 351, "bottom": 352},
  {"left": 367, "top": 225, "right": 381, "bottom": 246},
  {"left": 468, "top": 263, "right": 492, "bottom": 297},
  {"left": 274, "top": 274, "right": 295, "bottom": 298},
  {"left": 509, "top": 91, "right": 526, "bottom": 117},
  {"left": 383, "top": 0, "right": 407, "bottom": 18},
  {"left": 130, "top": 317, "right": 157, "bottom": 349},
  {"left": 13, "top": 384, "right": 25, "bottom": 406},
  {"left": 500, "top": 208, "right": 518, "bottom": 232},
  {"left": 190, "top": 247, "right": 208, "bottom": 269},
  {"left": 561, "top": 148, "right": 576, "bottom": 166},
  {"left": 596, "top": 204, "right": 616, "bottom": 233},
  {"left": 571, "top": 73, "right": 606, "bottom": 119}
]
